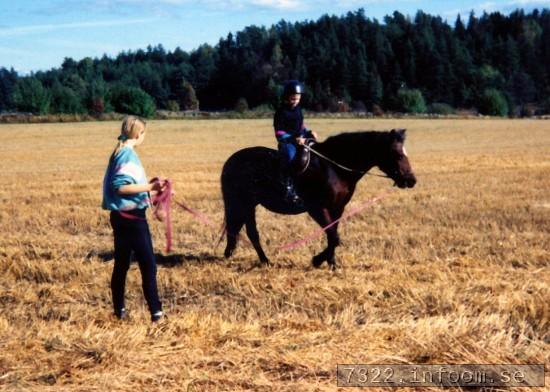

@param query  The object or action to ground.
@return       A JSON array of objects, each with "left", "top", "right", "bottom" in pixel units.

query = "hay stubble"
[{"left": 0, "top": 119, "right": 548, "bottom": 391}]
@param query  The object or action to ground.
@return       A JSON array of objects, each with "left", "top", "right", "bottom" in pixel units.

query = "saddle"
[{"left": 290, "top": 138, "right": 315, "bottom": 175}]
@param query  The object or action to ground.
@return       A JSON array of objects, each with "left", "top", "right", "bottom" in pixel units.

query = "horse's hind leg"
[
  {"left": 224, "top": 232, "right": 238, "bottom": 259},
  {"left": 245, "top": 210, "right": 270, "bottom": 265},
  {"left": 224, "top": 207, "right": 246, "bottom": 259}
]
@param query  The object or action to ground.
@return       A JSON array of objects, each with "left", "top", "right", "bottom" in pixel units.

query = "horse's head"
[{"left": 378, "top": 129, "right": 416, "bottom": 188}]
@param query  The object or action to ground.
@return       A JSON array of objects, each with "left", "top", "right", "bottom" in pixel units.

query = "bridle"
[{"left": 303, "top": 144, "right": 390, "bottom": 179}]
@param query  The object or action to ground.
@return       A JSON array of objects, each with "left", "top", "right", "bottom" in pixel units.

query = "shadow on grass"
[
  {"left": 89, "top": 250, "right": 221, "bottom": 266},
  {"left": 155, "top": 252, "right": 220, "bottom": 267},
  {"left": 90, "top": 250, "right": 114, "bottom": 262}
]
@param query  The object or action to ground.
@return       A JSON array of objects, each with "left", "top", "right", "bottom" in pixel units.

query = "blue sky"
[{"left": 1, "top": 0, "right": 549, "bottom": 74}]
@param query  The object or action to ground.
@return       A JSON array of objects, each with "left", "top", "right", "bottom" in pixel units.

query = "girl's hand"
[
  {"left": 150, "top": 179, "right": 166, "bottom": 193},
  {"left": 296, "top": 137, "right": 306, "bottom": 145}
]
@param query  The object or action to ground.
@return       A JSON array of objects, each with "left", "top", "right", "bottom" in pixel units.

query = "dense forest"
[{"left": 1, "top": 8, "right": 550, "bottom": 117}]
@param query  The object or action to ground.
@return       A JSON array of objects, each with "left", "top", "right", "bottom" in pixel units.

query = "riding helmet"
[{"left": 283, "top": 80, "right": 304, "bottom": 97}]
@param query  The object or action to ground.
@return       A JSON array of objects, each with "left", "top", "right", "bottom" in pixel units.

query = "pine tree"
[
  {"left": 179, "top": 80, "right": 199, "bottom": 110},
  {"left": 51, "top": 82, "right": 85, "bottom": 114},
  {"left": 0, "top": 68, "right": 18, "bottom": 112},
  {"left": 4, "top": 8, "right": 550, "bottom": 114},
  {"left": 351, "top": 47, "right": 369, "bottom": 102},
  {"left": 13, "top": 77, "right": 51, "bottom": 114},
  {"left": 366, "top": 65, "right": 384, "bottom": 107},
  {"left": 455, "top": 15, "right": 466, "bottom": 39},
  {"left": 110, "top": 85, "right": 156, "bottom": 118}
]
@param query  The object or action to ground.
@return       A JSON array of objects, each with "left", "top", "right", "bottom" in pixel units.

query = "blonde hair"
[{"left": 112, "top": 115, "right": 147, "bottom": 157}]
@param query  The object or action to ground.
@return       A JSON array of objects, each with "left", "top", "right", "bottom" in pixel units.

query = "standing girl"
[{"left": 102, "top": 116, "right": 166, "bottom": 322}]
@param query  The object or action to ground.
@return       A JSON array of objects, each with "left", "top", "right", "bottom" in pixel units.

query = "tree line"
[{"left": 1, "top": 8, "right": 550, "bottom": 117}]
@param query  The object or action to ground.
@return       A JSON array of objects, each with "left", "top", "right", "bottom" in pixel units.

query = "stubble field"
[{"left": 0, "top": 118, "right": 548, "bottom": 391}]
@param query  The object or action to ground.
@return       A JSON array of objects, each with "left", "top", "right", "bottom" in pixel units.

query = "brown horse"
[{"left": 221, "top": 129, "right": 416, "bottom": 269}]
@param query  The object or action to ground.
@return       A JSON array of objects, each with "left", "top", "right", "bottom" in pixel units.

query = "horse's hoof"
[
  {"left": 250, "top": 260, "right": 271, "bottom": 270},
  {"left": 327, "top": 257, "right": 338, "bottom": 270},
  {"left": 312, "top": 255, "right": 324, "bottom": 268},
  {"left": 224, "top": 249, "right": 233, "bottom": 259}
]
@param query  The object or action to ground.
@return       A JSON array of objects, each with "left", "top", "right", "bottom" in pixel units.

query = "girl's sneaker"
[
  {"left": 114, "top": 308, "right": 127, "bottom": 320},
  {"left": 151, "top": 310, "right": 166, "bottom": 322}
]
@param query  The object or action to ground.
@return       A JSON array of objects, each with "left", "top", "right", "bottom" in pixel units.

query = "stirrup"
[{"left": 284, "top": 185, "right": 303, "bottom": 206}]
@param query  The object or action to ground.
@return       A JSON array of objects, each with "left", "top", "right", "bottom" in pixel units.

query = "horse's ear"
[
  {"left": 390, "top": 128, "right": 406, "bottom": 141},
  {"left": 398, "top": 128, "right": 406, "bottom": 141}
]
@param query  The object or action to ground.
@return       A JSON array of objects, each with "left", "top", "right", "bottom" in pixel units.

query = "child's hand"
[
  {"left": 296, "top": 137, "right": 306, "bottom": 145},
  {"left": 150, "top": 179, "right": 166, "bottom": 193},
  {"left": 304, "top": 129, "right": 318, "bottom": 140}
]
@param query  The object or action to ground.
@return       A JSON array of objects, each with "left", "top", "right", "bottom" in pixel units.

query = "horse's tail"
[{"left": 214, "top": 216, "right": 226, "bottom": 251}]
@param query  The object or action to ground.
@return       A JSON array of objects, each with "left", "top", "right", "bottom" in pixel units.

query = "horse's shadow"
[{"left": 90, "top": 250, "right": 220, "bottom": 267}]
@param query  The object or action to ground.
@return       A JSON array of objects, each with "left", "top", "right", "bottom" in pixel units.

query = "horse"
[{"left": 220, "top": 129, "right": 416, "bottom": 269}]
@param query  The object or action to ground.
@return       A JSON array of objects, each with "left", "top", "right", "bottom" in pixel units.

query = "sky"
[{"left": 1, "top": 0, "right": 549, "bottom": 74}]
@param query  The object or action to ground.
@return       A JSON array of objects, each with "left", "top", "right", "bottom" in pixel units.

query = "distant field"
[{"left": 0, "top": 119, "right": 548, "bottom": 391}]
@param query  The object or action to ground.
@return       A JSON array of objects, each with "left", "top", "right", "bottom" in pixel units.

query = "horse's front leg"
[
  {"left": 308, "top": 207, "right": 341, "bottom": 269},
  {"left": 325, "top": 206, "right": 344, "bottom": 269}
]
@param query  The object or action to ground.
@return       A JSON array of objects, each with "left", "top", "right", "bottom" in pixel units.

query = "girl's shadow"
[
  {"left": 90, "top": 250, "right": 220, "bottom": 267},
  {"left": 155, "top": 252, "right": 220, "bottom": 267}
]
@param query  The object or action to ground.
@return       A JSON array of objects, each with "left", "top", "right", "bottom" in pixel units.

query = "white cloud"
[
  {"left": 508, "top": 0, "right": 550, "bottom": 4},
  {"left": 199, "top": 0, "right": 305, "bottom": 10},
  {"left": 337, "top": 0, "right": 402, "bottom": 4},
  {"left": 477, "top": 2, "right": 499, "bottom": 12},
  {"left": 504, "top": 0, "right": 550, "bottom": 13},
  {"left": 0, "top": 18, "right": 156, "bottom": 37},
  {"left": 250, "top": 0, "right": 303, "bottom": 10},
  {"left": 207, "top": 0, "right": 411, "bottom": 11},
  {"left": 0, "top": 46, "right": 30, "bottom": 56},
  {"left": 444, "top": 0, "right": 550, "bottom": 18},
  {"left": 92, "top": 0, "right": 303, "bottom": 10},
  {"left": 42, "top": 38, "right": 123, "bottom": 53}
]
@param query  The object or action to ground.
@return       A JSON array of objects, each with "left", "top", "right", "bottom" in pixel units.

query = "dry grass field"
[{"left": 0, "top": 118, "right": 548, "bottom": 391}]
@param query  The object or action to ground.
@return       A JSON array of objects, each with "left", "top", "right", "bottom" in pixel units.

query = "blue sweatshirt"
[{"left": 102, "top": 145, "right": 151, "bottom": 211}]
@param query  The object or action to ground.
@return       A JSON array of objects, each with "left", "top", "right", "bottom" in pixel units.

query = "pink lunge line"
[
  {"left": 151, "top": 178, "right": 173, "bottom": 252},
  {"left": 277, "top": 191, "right": 393, "bottom": 252},
  {"left": 174, "top": 200, "right": 213, "bottom": 227},
  {"left": 174, "top": 199, "right": 253, "bottom": 247}
]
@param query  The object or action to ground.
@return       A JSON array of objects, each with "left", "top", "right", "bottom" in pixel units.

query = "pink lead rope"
[
  {"left": 150, "top": 178, "right": 393, "bottom": 254},
  {"left": 277, "top": 190, "right": 395, "bottom": 252},
  {"left": 150, "top": 178, "right": 220, "bottom": 253},
  {"left": 150, "top": 178, "right": 173, "bottom": 253}
]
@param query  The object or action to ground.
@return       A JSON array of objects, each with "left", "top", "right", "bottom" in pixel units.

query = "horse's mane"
[
  {"left": 319, "top": 129, "right": 404, "bottom": 152},
  {"left": 312, "top": 130, "right": 405, "bottom": 171}
]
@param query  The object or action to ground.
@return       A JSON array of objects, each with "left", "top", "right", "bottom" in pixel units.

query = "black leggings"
[{"left": 110, "top": 210, "right": 162, "bottom": 315}]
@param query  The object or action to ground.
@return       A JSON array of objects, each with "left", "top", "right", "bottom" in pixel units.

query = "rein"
[{"left": 304, "top": 145, "right": 389, "bottom": 179}]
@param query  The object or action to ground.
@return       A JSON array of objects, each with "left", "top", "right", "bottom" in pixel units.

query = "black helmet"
[{"left": 283, "top": 80, "right": 303, "bottom": 96}]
